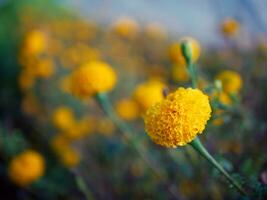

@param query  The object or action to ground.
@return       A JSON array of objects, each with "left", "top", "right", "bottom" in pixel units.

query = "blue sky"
[{"left": 59, "top": 0, "right": 267, "bottom": 46}]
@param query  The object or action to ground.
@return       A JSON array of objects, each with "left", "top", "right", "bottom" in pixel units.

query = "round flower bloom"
[
  {"left": 133, "top": 80, "right": 166, "bottom": 113},
  {"left": 8, "top": 150, "right": 45, "bottom": 186},
  {"left": 59, "top": 147, "right": 81, "bottom": 167},
  {"left": 216, "top": 70, "right": 242, "bottom": 93},
  {"left": 70, "top": 61, "right": 117, "bottom": 98},
  {"left": 23, "top": 30, "right": 47, "bottom": 55},
  {"left": 169, "top": 37, "right": 201, "bottom": 65},
  {"left": 52, "top": 106, "right": 75, "bottom": 131},
  {"left": 115, "top": 98, "right": 140, "bottom": 120},
  {"left": 112, "top": 16, "right": 139, "bottom": 38},
  {"left": 221, "top": 18, "right": 240, "bottom": 37},
  {"left": 35, "top": 58, "right": 55, "bottom": 78},
  {"left": 144, "top": 87, "right": 211, "bottom": 147}
]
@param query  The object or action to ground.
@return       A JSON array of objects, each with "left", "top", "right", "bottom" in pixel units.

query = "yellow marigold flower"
[
  {"left": 51, "top": 134, "right": 70, "bottom": 153},
  {"left": 23, "top": 30, "right": 47, "bottom": 55},
  {"left": 219, "top": 92, "right": 232, "bottom": 105},
  {"left": 35, "top": 58, "right": 55, "bottom": 78},
  {"left": 169, "top": 37, "right": 201, "bottom": 65},
  {"left": 115, "top": 98, "right": 140, "bottom": 120},
  {"left": 8, "top": 150, "right": 45, "bottom": 186},
  {"left": 133, "top": 80, "right": 166, "bottom": 113},
  {"left": 70, "top": 61, "right": 117, "bottom": 98},
  {"left": 144, "top": 87, "right": 211, "bottom": 147},
  {"left": 221, "top": 18, "right": 240, "bottom": 37},
  {"left": 112, "top": 16, "right": 139, "bottom": 38},
  {"left": 171, "top": 64, "right": 189, "bottom": 82},
  {"left": 59, "top": 147, "right": 80, "bottom": 167},
  {"left": 52, "top": 106, "right": 75, "bottom": 131},
  {"left": 216, "top": 70, "right": 242, "bottom": 93}
]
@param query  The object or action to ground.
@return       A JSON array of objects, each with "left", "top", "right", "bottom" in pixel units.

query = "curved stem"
[
  {"left": 95, "top": 93, "right": 180, "bottom": 199},
  {"left": 190, "top": 137, "right": 248, "bottom": 196},
  {"left": 187, "top": 62, "right": 197, "bottom": 88},
  {"left": 75, "top": 175, "right": 95, "bottom": 200}
]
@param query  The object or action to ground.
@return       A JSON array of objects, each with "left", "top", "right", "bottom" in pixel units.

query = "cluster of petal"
[
  {"left": 145, "top": 87, "right": 211, "bottom": 147},
  {"left": 8, "top": 150, "right": 45, "bottom": 186},
  {"left": 70, "top": 61, "right": 117, "bottom": 98},
  {"left": 216, "top": 70, "right": 242, "bottom": 93},
  {"left": 169, "top": 37, "right": 201, "bottom": 65}
]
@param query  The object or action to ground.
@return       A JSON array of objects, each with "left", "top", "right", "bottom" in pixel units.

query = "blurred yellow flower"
[
  {"left": 216, "top": 70, "right": 242, "bottom": 93},
  {"left": 133, "top": 80, "right": 166, "bottom": 113},
  {"left": 169, "top": 37, "right": 201, "bottom": 65},
  {"left": 51, "top": 134, "right": 71, "bottom": 153},
  {"left": 8, "top": 150, "right": 45, "bottom": 186},
  {"left": 35, "top": 58, "right": 55, "bottom": 78},
  {"left": 145, "top": 87, "right": 211, "bottom": 147},
  {"left": 52, "top": 106, "right": 75, "bottom": 131},
  {"left": 115, "top": 98, "right": 140, "bottom": 120},
  {"left": 221, "top": 18, "right": 240, "bottom": 37},
  {"left": 70, "top": 61, "right": 117, "bottom": 98},
  {"left": 59, "top": 147, "right": 81, "bottom": 167},
  {"left": 171, "top": 64, "right": 189, "bottom": 82},
  {"left": 23, "top": 30, "right": 47, "bottom": 55},
  {"left": 112, "top": 16, "right": 139, "bottom": 38}
]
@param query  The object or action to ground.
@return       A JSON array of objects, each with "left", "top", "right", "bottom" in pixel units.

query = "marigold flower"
[
  {"left": 221, "top": 18, "right": 240, "bottom": 37},
  {"left": 112, "top": 16, "right": 139, "bottom": 38},
  {"left": 59, "top": 147, "right": 81, "bottom": 167},
  {"left": 8, "top": 150, "right": 45, "bottom": 186},
  {"left": 70, "top": 61, "right": 117, "bottom": 98},
  {"left": 169, "top": 37, "right": 201, "bottom": 65},
  {"left": 35, "top": 58, "right": 55, "bottom": 78},
  {"left": 115, "top": 98, "right": 140, "bottom": 120},
  {"left": 216, "top": 70, "right": 242, "bottom": 93},
  {"left": 23, "top": 30, "right": 47, "bottom": 55},
  {"left": 52, "top": 106, "right": 75, "bottom": 131},
  {"left": 144, "top": 87, "right": 211, "bottom": 147},
  {"left": 133, "top": 80, "right": 166, "bottom": 113}
]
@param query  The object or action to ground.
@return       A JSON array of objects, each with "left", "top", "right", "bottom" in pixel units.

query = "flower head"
[
  {"left": 216, "top": 70, "right": 242, "bottom": 94},
  {"left": 52, "top": 106, "right": 75, "bottom": 131},
  {"left": 133, "top": 80, "right": 166, "bottom": 113},
  {"left": 221, "top": 18, "right": 240, "bottom": 37},
  {"left": 8, "top": 150, "right": 45, "bottom": 186},
  {"left": 169, "top": 37, "right": 201, "bottom": 65},
  {"left": 112, "top": 16, "right": 139, "bottom": 38},
  {"left": 144, "top": 87, "right": 211, "bottom": 147},
  {"left": 70, "top": 61, "right": 117, "bottom": 98},
  {"left": 115, "top": 98, "right": 140, "bottom": 120}
]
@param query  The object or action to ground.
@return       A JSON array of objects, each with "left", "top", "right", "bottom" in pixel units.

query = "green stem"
[
  {"left": 75, "top": 175, "right": 95, "bottom": 200},
  {"left": 187, "top": 62, "right": 198, "bottom": 88},
  {"left": 95, "top": 93, "right": 179, "bottom": 198},
  {"left": 190, "top": 137, "right": 247, "bottom": 196}
]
